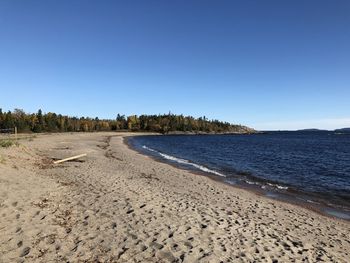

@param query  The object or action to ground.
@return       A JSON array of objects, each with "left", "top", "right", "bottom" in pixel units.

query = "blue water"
[{"left": 128, "top": 132, "right": 350, "bottom": 215}]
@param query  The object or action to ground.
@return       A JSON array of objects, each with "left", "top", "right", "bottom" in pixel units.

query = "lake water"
[{"left": 128, "top": 132, "right": 350, "bottom": 219}]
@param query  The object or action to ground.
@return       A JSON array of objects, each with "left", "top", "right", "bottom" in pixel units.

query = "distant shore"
[{"left": 0, "top": 132, "right": 349, "bottom": 262}]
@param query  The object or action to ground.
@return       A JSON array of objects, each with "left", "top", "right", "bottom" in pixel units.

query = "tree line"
[{"left": 0, "top": 108, "right": 254, "bottom": 134}]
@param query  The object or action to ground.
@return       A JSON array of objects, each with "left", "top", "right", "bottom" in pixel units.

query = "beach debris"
[{"left": 53, "top": 153, "right": 87, "bottom": 164}]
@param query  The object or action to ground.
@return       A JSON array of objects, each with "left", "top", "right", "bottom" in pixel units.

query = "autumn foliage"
[{"left": 0, "top": 109, "right": 254, "bottom": 134}]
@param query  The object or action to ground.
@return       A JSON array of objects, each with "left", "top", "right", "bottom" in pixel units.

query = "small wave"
[
  {"left": 306, "top": 199, "right": 320, "bottom": 204},
  {"left": 246, "top": 180, "right": 259, "bottom": 185},
  {"left": 267, "top": 183, "right": 288, "bottom": 190},
  {"left": 247, "top": 180, "right": 288, "bottom": 191},
  {"left": 142, "top": 145, "right": 157, "bottom": 152},
  {"left": 142, "top": 145, "right": 226, "bottom": 177}
]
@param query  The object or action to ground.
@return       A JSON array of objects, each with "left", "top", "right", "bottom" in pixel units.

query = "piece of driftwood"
[{"left": 53, "top": 153, "right": 87, "bottom": 164}]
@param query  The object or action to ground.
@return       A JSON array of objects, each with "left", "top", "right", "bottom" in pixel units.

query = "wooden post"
[{"left": 14, "top": 126, "right": 17, "bottom": 141}]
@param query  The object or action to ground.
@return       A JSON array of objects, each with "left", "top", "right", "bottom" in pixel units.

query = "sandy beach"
[{"left": 0, "top": 132, "right": 349, "bottom": 262}]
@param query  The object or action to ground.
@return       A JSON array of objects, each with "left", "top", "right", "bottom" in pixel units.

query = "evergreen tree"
[
  {"left": 33, "top": 109, "right": 45, "bottom": 132},
  {"left": 0, "top": 108, "right": 3, "bottom": 129}
]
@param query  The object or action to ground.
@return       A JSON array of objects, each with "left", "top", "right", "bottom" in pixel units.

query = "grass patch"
[{"left": 0, "top": 139, "right": 19, "bottom": 148}]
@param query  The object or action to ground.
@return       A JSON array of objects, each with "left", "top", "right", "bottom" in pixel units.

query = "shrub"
[{"left": 0, "top": 140, "right": 19, "bottom": 148}]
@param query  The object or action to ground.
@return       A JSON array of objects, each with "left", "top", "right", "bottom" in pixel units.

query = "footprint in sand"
[{"left": 19, "top": 247, "right": 30, "bottom": 257}]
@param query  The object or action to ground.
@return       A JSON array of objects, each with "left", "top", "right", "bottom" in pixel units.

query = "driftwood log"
[{"left": 53, "top": 153, "right": 87, "bottom": 164}]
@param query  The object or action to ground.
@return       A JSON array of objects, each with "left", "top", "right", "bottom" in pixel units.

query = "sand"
[{"left": 0, "top": 132, "right": 349, "bottom": 262}]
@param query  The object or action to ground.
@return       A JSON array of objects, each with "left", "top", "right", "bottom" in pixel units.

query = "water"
[{"left": 128, "top": 132, "right": 350, "bottom": 219}]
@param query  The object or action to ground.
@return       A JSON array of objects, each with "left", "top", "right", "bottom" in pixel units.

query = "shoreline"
[
  {"left": 1, "top": 132, "right": 349, "bottom": 262},
  {"left": 125, "top": 135, "right": 350, "bottom": 222}
]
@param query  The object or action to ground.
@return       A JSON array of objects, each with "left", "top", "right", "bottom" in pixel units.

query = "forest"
[{"left": 0, "top": 108, "right": 254, "bottom": 134}]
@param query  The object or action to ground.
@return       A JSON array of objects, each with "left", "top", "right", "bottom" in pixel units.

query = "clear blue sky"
[{"left": 0, "top": 1, "right": 349, "bottom": 130}]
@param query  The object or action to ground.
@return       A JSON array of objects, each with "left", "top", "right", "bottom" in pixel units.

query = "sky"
[{"left": 0, "top": 0, "right": 349, "bottom": 130}]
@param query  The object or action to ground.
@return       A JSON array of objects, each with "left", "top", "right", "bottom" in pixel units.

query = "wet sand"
[{"left": 0, "top": 132, "right": 349, "bottom": 262}]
